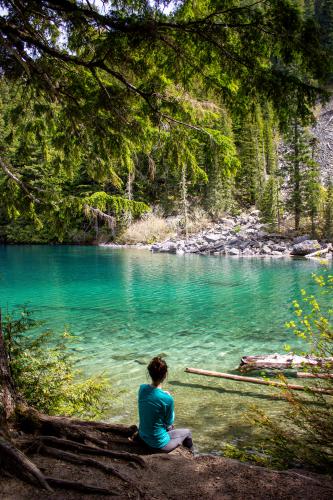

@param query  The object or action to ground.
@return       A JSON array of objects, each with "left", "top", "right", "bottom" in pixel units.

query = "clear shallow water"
[{"left": 0, "top": 245, "right": 330, "bottom": 451}]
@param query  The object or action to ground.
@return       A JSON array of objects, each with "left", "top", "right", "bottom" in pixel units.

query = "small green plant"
[
  {"left": 3, "top": 309, "right": 111, "bottom": 419},
  {"left": 250, "top": 272, "right": 333, "bottom": 471},
  {"left": 221, "top": 443, "right": 274, "bottom": 467}
]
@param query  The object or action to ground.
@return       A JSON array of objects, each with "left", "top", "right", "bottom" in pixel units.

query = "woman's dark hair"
[{"left": 148, "top": 357, "right": 168, "bottom": 383}]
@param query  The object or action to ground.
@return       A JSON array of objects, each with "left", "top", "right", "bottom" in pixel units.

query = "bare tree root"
[
  {"left": 45, "top": 477, "right": 120, "bottom": 495},
  {"left": 39, "top": 444, "right": 135, "bottom": 484},
  {"left": 0, "top": 432, "right": 145, "bottom": 496},
  {"left": 19, "top": 409, "right": 138, "bottom": 438},
  {"left": 37, "top": 435, "right": 146, "bottom": 467},
  {"left": 0, "top": 435, "right": 52, "bottom": 491},
  {"left": 17, "top": 408, "right": 138, "bottom": 449}
]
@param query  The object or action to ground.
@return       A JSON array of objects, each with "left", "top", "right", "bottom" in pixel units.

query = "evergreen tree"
[
  {"left": 283, "top": 120, "right": 323, "bottom": 232},
  {"left": 303, "top": 139, "right": 323, "bottom": 237},
  {"left": 262, "top": 103, "right": 279, "bottom": 176},
  {"left": 235, "top": 106, "right": 265, "bottom": 208},
  {"left": 204, "top": 107, "right": 239, "bottom": 217},
  {"left": 324, "top": 182, "right": 333, "bottom": 241},
  {"left": 315, "top": 0, "right": 333, "bottom": 52},
  {"left": 258, "top": 103, "right": 282, "bottom": 230},
  {"left": 258, "top": 176, "right": 281, "bottom": 230}
]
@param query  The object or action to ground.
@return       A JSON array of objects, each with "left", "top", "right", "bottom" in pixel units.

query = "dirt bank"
[{"left": 1, "top": 443, "right": 332, "bottom": 499}]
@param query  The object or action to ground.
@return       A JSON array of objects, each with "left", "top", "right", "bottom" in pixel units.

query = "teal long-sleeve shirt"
[{"left": 138, "top": 384, "right": 175, "bottom": 449}]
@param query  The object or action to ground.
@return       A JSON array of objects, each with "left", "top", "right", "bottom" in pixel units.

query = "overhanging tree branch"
[{"left": 0, "top": 157, "right": 41, "bottom": 204}]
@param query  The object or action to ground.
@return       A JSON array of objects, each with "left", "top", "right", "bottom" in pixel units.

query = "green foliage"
[
  {"left": 258, "top": 175, "right": 281, "bottom": 229},
  {"left": 83, "top": 192, "right": 149, "bottom": 219},
  {"left": 3, "top": 310, "right": 111, "bottom": 419},
  {"left": 221, "top": 443, "right": 274, "bottom": 467},
  {"left": 251, "top": 273, "right": 333, "bottom": 470},
  {"left": 282, "top": 120, "right": 322, "bottom": 231},
  {"left": 324, "top": 182, "right": 333, "bottom": 241},
  {"left": 0, "top": 1, "right": 332, "bottom": 240},
  {"left": 235, "top": 106, "right": 266, "bottom": 207},
  {"left": 204, "top": 107, "right": 239, "bottom": 216},
  {"left": 285, "top": 273, "right": 333, "bottom": 356}
]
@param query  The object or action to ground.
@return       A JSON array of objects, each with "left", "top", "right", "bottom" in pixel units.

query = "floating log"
[
  {"left": 305, "top": 244, "right": 332, "bottom": 259},
  {"left": 238, "top": 354, "right": 333, "bottom": 372},
  {"left": 296, "top": 372, "right": 333, "bottom": 379},
  {"left": 185, "top": 367, "right": 333, "bottom": 395}
]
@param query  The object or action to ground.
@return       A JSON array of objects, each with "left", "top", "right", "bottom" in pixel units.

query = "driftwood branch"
[
  {"left": 238, "top": 354, "right": 333, "bottom": 372},
  {"left": 305, "top": 244, "right": 332, "bottom": 259},
  {"left": 185, "top": 367, "right": 333, "bottom": 395},
  {"left": 296, "top": 372, "right": 333, "bottom": 379}
]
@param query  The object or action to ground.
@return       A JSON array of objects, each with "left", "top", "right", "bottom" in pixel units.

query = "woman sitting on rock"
[{"left": 138, "top": 356, "right": 193, "bottom": 452}]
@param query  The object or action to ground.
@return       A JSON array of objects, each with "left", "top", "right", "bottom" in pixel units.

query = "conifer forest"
[{"left": 0, "top": 0, "right": 332, "bottom": 243}]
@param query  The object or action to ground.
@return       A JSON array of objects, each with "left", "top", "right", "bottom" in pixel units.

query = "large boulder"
[
  {"left": 291, "top": 240, "right": 321, "bottom": 256},
  {"left": 261, "top": 245, "right": 272, "bottom": 255},
  {"left": 271, "top": 243, "right": 287, "bottom": 252},
  {"left": 204, "top": 233, "right": 223, "bottom": 243},
  {"left": 227, "top": 247, "right": 240, "bottom": 256},
  {"left": 220, "top": 218, "right": 235, "bottom": 228},
  {"left": 153, "top": 241, "right": 177, "bottom": 253}
]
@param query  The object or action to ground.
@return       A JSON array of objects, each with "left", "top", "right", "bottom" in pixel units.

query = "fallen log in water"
[
  {"left": 238, "top": 354, "right": 333, "bottom": 372},
  {"left": 185, "top": 367, "right": 333, "bottom": 395},
  {"left": 305, "top": 243, "right": 332, "bottom": 259},
  {"left": 296, "top": 372, "right": 333, "bottom": 379}
]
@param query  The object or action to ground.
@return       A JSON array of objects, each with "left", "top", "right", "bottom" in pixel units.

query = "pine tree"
[
  {"left": 315, "top": 0, "right": 333, "bottom": 52},
  {"left": 205, "top": 107, "right": 239, "bottom": 217},
  {"left": 283, "top": 119, "right": 323, "bottom": 232},
  {"left": 258, "top": 176, "right": 281, "bottom": 230},
  {"left": 235, "top": 106, "right": 265, "bottom": 208},
  {"left": 324, "top": 182, "right": 333, "bottom": 241}
]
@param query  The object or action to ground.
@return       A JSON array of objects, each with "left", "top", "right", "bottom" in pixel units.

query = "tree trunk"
[
  {"left": 293, "top": 120, "right": 301, "bottom": 231},
  {"left": 181, "top": 164, "right": 189, "bottom": 241},
  {"left": 0, "top": 309, "right": 17, "bottom": 425}
]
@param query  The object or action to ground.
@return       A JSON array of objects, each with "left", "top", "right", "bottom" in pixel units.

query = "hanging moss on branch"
[{"left": 83, "top": 192, "right": 149, "bottom": 219}]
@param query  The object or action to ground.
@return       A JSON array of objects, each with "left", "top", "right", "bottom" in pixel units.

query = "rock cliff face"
[{"left": 313, "top": 97, "right": 333, "bottom": 185}]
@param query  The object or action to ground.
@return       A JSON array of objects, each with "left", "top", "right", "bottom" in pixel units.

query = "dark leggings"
[{"left": 160, "top": 428, "right": 193, "bottom": 452}]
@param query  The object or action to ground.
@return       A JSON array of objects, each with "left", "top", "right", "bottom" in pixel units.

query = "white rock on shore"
[{"left": 150, "top": 212, "right": 330, "bottom": 258}]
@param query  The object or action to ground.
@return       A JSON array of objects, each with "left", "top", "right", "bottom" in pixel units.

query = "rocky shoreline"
[{"left": 150, "top": 210, "right": 332, "bottom": 258}]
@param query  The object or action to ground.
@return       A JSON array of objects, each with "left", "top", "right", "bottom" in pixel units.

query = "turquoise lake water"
[{"left": 0, "top": 245, "right": 330, "bottom": 452}]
